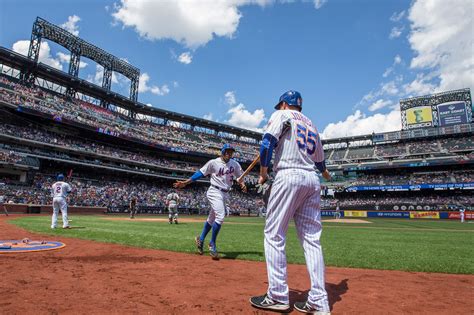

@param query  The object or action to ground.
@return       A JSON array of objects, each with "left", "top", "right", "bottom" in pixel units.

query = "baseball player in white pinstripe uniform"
[
  {"left": 250, "top": 91, "right": 332, "bottom": 314},
  {"left": 51, "top": 174, "right": 72, "bottom": 229},
  {"left": 174, "top": 144, "right": 246, "bottom": 259}
]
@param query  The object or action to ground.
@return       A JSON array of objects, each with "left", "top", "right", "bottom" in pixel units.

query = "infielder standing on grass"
[
  {"left": 51, "top": 174, "right": 72, "bottom": 229},
  {"left": 250, "top": 91, "right": 332, "bottom": 314},
  {"left": 173, "top": 144, "right": 246, "bottom": 260},
  {"left": 166, "top": 190, "right": 180, "bottom": 224}
]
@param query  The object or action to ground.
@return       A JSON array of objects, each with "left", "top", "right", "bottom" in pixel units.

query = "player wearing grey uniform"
[
  {"left": 167, "top": 192, "right": 180, "bottom": 224},
  {"left": 334, "top": 202, "right": 341, "bottom": 220},
  {"left": 129, "top": 195, "right": 138, "bottom": 219},
  {"left": 0, "top": 193, "right": 8, "bottom": 216},
  {"left": 174, "top": 143, "right": 246, "bottom": 259},
  {"left": 51, "top": 174, "right": 72, "bottom": 229},
  {"left": 250, "top": 91, "right": 332, "bottom": 314}
]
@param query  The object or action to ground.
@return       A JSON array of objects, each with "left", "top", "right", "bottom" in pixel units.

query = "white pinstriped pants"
[
  {"left": 206, "top": 186, "right": 228, "bottom": 225},
  {"left": 264, "top": 169, "right": 329, "bottom": 311}
]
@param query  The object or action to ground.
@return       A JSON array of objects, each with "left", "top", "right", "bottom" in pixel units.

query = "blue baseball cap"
[
  {"left": 275, "top": 90, "right": 303, "bottom": 109},
  {"left": 221, "top": 143, "right": 235, "bottom": 155},
  {"left": 57, "top": 174, "right": 65, "bottom": 181}
]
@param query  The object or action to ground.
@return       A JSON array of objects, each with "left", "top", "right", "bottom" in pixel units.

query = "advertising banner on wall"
[
  {"left": 437, "top": 102, "right": 468, "bottom": 126},
  {"left": 367, "top": 211, "right": 411, "bottom": 218},
  {"left": 409, "top": 211, "right": 440, "bottom": 219},
  {"left": 343, "top": 210, "right": 367, "bottom": 217}
]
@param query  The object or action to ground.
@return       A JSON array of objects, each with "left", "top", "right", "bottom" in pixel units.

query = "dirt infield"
[{"left": 1, "top": 215, "right": 473, "bottom": 314}]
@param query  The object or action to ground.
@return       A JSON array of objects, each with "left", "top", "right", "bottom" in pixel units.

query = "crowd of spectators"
[
  {"left": 0, "top": 150, "right": 23, "bottom": 164},
  {"left": 0, "top": 76, "right": 258, "bottom": 160},
  {"left": 2, "top": 75, "right": 473, "bottom": 165},
  {"left": 328, "top": 194, "right": 473, "bottom": 210},
  {"left": 0, "top": 121, "right": 196, "bottom": 171},
  {"left": 328, "top": 137, "right": 473, "bottom": 162},
  {"left": 2, "top": 173, "right": 262, "bottom": 215},
  {"left": 348, "top": 171, "right": 473, "bottom": 186},
  {"left": 3, "top": 171, "right": 470, "bottom": 213}
]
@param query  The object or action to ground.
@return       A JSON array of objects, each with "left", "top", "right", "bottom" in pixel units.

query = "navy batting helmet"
[
  {"left": 221, "top": 143, "right": 235, "bottom": 155},
  {"left": 275, "top": 90, "right": 303, "bottom": 110},
  {"left": 57, "top": 174, "right": 65, "bottom": 181}
]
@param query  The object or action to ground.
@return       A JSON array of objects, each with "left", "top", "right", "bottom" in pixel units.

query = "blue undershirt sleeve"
[
  {"left": 315, "top": 160, "right": 327, "bottom": 173},
  {"left": 260, "top": 133, "right": 278, "bottom": 167},
  {"left": 191, "top": 170, "right": 204, "bottom": 181}
]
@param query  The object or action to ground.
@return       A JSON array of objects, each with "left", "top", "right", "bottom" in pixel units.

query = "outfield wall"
[
  {"left": 3, "top": 203, "right": 106, "bottom": 214},
  {"left": 322, "top": 210, "right": 474, "bottom": 220}
]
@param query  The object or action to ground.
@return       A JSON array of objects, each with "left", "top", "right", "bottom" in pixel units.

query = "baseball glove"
[{"left": 256, "top": 180, "right": 272, "bottom": 207}]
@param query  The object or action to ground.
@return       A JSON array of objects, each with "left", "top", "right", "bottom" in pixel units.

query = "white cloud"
[
  {"left": 139, "top": 73, "right": 170, "bottom": 95},
  {"left": 408, "top": 0, "right": 473, "bottom": 92},
  {"left": 87, "top": 64, "right": 120, "bottom": 85},
  {"left": 389, "top": 26, "right": 403, "bottom": 39},
  {"left": 380, "top": 81, "right": 399, "bottom": 95},
  {"left": 12, "top": 40, "right": 63, "bottom": 70},
  {"left": 56, "top": 52, "right": 88, "bottom": 69},
  {"left": 112, "top": 0, "right": 272, "bottom": 48},
  {"left": 322, "top": 109, "right": 401, "bottom": 138},
  {"left": 390, "top": 10, "right": 405, "bottom": 22},
  {"left": 226, "top": 103, "right": 266, "bottom": 131},
  {"left": 382, "top": 55, "right": 403, "bottom": 78},
  {"left": 173, "top": 81, "right": 179, "bottom": 88},
  {"left": 178, "top": 52, "right": 192, "bottom": 64},
  {"left": 224, "top": 91, "right": 237, "bottom": 106},
  {"left": 313, "top": 0, "right": 328, "bottom": 9},
  {"left": 368, "top": 99, "right": 392, "bottom": 112},
  {"left": 60, "top": 15, "right": 81, "bottom": 36},
  {"left": 203, "top": 113, "right": 214, "bottom": 120},
  {"left": 382, "top": 68, "right": 393, "bottom": 78},
  {"left": 402, "top": 74, "right": 436, "bottom": 96}
]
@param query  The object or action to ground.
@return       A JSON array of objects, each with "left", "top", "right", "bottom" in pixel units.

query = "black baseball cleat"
[
  {"left": 294, "top": 301, "right": 331, "bottom": 314},
  {"left": 174, "top": 220, "right": 178, "bottom": 224},
  {"left": 249, "top": 294, "right": 290, "bottom": 312},
  {"left": 195, "top": 236, "right": 204, "bottom": 255}
]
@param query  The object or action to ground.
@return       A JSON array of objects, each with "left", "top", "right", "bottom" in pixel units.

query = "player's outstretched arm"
[{"left": 173, "top": 170, "right": 204, "bottom": 189}]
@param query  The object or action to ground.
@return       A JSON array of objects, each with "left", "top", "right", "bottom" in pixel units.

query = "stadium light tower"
[{"left": 24, "top": 17, "right": 140, "bottom": 115}]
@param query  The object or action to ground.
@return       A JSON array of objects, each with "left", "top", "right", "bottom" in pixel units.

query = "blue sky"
[{"left": 0, "top": 0, "right": 472, "bottom": 138}]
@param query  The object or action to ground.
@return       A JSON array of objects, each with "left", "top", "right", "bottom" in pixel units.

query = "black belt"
[{"left": 212, "top": 185, "right": 230, "bottom": 193}]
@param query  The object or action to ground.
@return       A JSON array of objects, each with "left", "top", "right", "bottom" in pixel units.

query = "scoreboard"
[{"left": 400, "top": 88, "right": 472, "bottom": 130}]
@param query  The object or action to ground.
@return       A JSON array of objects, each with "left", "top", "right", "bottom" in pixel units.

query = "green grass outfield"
[{"left": 9, "top": 215, "right": 474, "bottom": 274}]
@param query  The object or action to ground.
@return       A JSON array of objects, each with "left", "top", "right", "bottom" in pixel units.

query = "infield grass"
[{"left": 9, "top": 215, "right": 474, "bottom": 274}]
